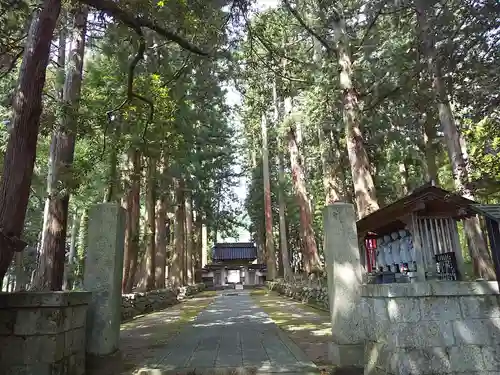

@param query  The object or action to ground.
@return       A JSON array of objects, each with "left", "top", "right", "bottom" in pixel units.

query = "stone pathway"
[
  {"left": 249, "top": 291, "right": 332, "bottom": 367},
  {"left": 115, "top": 290, "right": 319, "bottom": 375}
]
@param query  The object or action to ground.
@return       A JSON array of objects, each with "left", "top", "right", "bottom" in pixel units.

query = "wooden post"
[{"left": 410, "top": 214, "right": 427, "bottom": 280}]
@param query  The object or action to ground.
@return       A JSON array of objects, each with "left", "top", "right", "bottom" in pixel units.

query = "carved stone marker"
[
  {"left": 323, "top": 203, "right": 364, "bottom": 368},
  {"left": 84, "top": 203, "right": 125, "bottom": 356}
]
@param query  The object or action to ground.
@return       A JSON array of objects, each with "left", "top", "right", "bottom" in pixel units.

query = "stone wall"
[
  {"left": 0, "top": 291, "right": 91, "bottom": 375},
  {"left": 266, "top": 279, "right": 329, "bottom": 310},
  {"left": 121, "top": 283, "right": 205, "bottom": 321},
  {"left": 362, "top": 281, "right": 500, "bottom": 375}
]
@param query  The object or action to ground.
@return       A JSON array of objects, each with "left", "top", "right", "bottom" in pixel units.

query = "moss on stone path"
[
  {"left": 250, "top": 289, "right": 332, "bottom": 367},
  {"left": 121, "top": 290, "right": 217, "bottom": 331}
]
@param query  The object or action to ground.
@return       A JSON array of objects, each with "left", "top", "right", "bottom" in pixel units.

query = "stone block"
[
  {"left": 69, "top": 352, "right": 85, "bottom": 375},
  {"left": 0, "top": 308, "right": 16, "bottom": 334},
  {"left": 365, "top": 342, "right": 391, "bottom": 371},
  {"left": 430, "top": 280, "right": 499, "bottom": 296},
  {"left": 449, "top": 345, "right": 486, "bottom": 372},
  {"left": 0, "top": 291, "right": 91, "bottom": 308},
  {"left": 0, "top": 335, "right": 25, "bottom": 365},
  {"left": 3, "top": 363, "right": 52, "bottom": 375},
  {"left": 482, "top": 345, "right": 500, "bottom": 371},
  {"left": 387, "top": 297, "right": 421, "bottom": 323},
  {"left": 361, "top": 283, "right": 432, "bottom": 298},
  {"left": 362, "top": 298, "right": 391, "bottom": 343},
  {"left": 84, "top": 203, "right": 125, "bottom": 356},
  {"left": 14, "top": 307, "right": 66, "bottom": 335},
  {"left": 460, "top": 296, "right": 500, "bottom": 319},
  {"left": 62, "top": 307, "right": 73, "bottom": 332},
  {"left": 71, "top": 305, "right": 88, "bottom": 329},
  {"left": 391, "top": 320, "right": 455, "bottom": 348},
  {"left": 389, "top": 347, "right": 452, "bottom": 375},
  {"left": 64, "top": 329, "right": 74, "bottom": 357},
  {"left": 453, "top": 318, "right": 500, "bottom": 345},
  {"left": 328, "top": 341, "right": 364, "bottom": 368},
  {"left": 51, "top": 357, "right": 69, "bottom": 375},
  {"left": 1, "top": 334, "right": 63, "bottom": 365},
  {"left": 420, "top": 296, "right": 462, "bottom": 321},
  {"left": 72, "top": 327, "right": 86, "bottom": 352}
]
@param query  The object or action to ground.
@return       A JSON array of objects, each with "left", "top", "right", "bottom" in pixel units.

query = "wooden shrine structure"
[{"left": 357, "top": 184, "right": 500, "bottom": 284}]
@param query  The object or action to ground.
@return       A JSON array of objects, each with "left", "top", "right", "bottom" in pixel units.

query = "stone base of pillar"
[{"left": 328, "top": 342, "right": 364, "bottom": 368}]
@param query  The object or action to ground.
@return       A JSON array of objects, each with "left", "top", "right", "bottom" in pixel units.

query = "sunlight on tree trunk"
[
  {"left": 145, "top": 157, "right": 156, "bottom": 290},
  {"left": 155, "top": 162, "right": 168, "bottom": 288},
  {"left": 331, "top": 12, "right": 379, "bottom": 218},
  {"left": 286, "top": 115, "right": 322, "bottom": 273},
  {"left": 170, "top": 178, "right": 185, "bottom": 286}
]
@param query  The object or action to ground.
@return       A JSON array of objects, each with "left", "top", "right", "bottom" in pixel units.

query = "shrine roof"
[
  {"left": 470, "top": 204, "right": 500, "bottom": 221},
  {"left": 212, "top": 242, "right": 257, "bottom": 261},
  {"left": 357, "top": 184, "right": 477, "bottom": 237}
]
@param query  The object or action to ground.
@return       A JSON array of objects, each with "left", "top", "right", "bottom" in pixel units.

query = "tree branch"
[
  {"left": 0, "top": 47, "right": 24, "bottom": 79},
  {"left": 163, "top": 56, "right": 191, "bottom": 87},
  {"left": 358, "top": 5, "right": 384, "bottom": 49},
  {"left": 79, "top": 0, "right": 208, "bottom": 55},
  {"left": 282, "top": 0, "right": 334, "bottom": 55},
  {"left": 103, "top": 27, "right": 154, "bottom": 155}
]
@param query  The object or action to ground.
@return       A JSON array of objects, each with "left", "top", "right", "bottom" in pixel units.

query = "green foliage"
[{"left": 464, "top": 116, "right": 500, "bottom": 183}]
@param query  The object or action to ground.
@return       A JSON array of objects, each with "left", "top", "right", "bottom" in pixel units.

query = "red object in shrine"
[{"left": 365, "top": 237, "right": 377, "bottom": 272}]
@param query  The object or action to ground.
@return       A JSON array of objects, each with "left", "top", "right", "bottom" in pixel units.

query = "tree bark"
[
  {"left": 145, "top": 157, "right": 156, "bottom": 291},
  {"left": 399, "top": 162, "right": 410, "bottom": 196},
  {"left": 261, "top": 114, "right": 277, "bottom": 281},
  {"left": 33, "top": 4, "right": 87, "bottom": 291},
  {"left": 170, "top": 178, "right": 185, "bottom": 286},
  {"left": 193, "top": 212, "right": 202, "bottom": 274},
  {"left": 287, "top": 126, "right": 322, "bottom": 274},
  {"left": 255, "top": 227, "right": 265, "bottom": 265},
  {"left": 311, "top": 37, "right": 342, "bottom": 205},
  {"left": 155, "top": 162, "right": 169, "bottom": 288},
  {"left": 104, "top": 124, "right": 121, "bottom": 203},
  {"left": 122, "top": 148, "right": 141, "bottom": 293},
  {"left": 415, "top": 0, "right": 495, "bottom": 280},
  {"left": 121, "top": 184, "right": 131, "bottom": 292},
  {"left": 319, "top": 126, "right": 342, "bottom": 204},
  {"left": 0, "top": 0, "right": 61, "bottom": 284},
  {"left": 185, "top": 192, "right": 193, "bottom": 284},
  {"left": 423, "top": 114, "right": 439, "bottom": 184},
  {"left": 273, "top": 79, "right": 293, "bottom": 280},
  {"left": 277, "top": 154, "right": 292, "bottom": 280},
  {"left": 155, "top": 209, "right": 168, "bottom": 288},
  {"left": 331, "top": 13, "right": 379, "bottom": 218}
]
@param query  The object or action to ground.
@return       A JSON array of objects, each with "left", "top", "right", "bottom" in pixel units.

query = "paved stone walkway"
[
  {"left": 250, "top": 292, "right": 331, "bottom": 367},
  {"left": 128, "top": 290, "right": 318, "bottom": 375}
]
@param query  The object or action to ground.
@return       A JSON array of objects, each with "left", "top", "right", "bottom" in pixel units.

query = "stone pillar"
[
  {"left": 323, "top": 203, "right": 365, "bottom": 368},
  {"left": 83, "top": 203, "right": 125, "bottom": 356}
]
